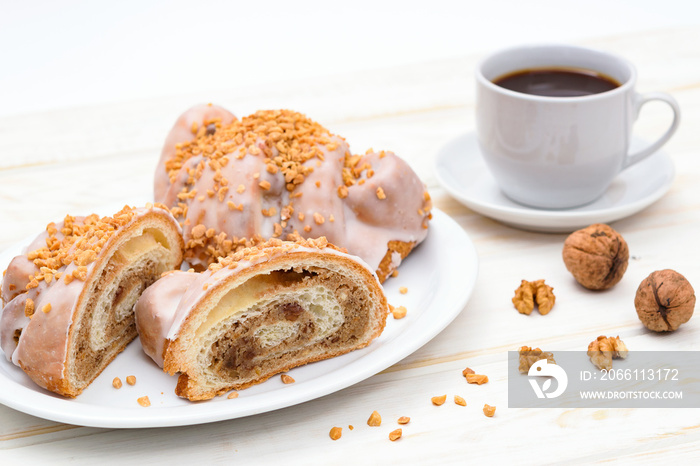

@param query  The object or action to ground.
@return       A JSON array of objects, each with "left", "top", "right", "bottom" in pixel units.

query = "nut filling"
[{"left": 200, "top": 270, "right": 369, "bottom": 386}]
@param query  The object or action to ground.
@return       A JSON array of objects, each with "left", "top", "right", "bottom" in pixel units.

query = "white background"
[{"left": 1, "top": 0, "right": 698, "bottom": 117}]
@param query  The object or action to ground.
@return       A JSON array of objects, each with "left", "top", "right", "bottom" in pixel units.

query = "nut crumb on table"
[
  {"left": 227, "top": 391, "right": 239, "bottom": 399},
  {"left": 389, "top": 429, "right": 402, "bottom": 441},
  {"left": 397, "top": 416, "right": 410, "bottom": 425},
  {"left": 391, "top": 305, "right": 407, "bottom": 319},
  {"left": 454, "top": 395, "right": 467, "bottom": 406},
  {"left": 126, "top": 375, "right": 136, "bottom": 386},
  {"left": 466, "top": 374, "right": 489, "bottom": 385},
  {"left": 329, "top": 427, "right": 342, "bottom": 440},
  {"left": 483, "top": 404, "right": 496, "bottom": 417},
  {"left": 112, "top": 377, "right": 122, "bottom": 389},
  {"left": 137, "top": 396, "right": 151, "bottom": 407},
  {"left": 367, "top": 410, "right": 382, "bottom": 426},
  {"left": 431, "top": 394, "right": 447, "bottom": 406},
  {"left": 281, "top": 374, "right": 295, "bottom": 384}
]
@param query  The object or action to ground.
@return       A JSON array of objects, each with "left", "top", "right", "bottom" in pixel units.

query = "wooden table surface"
[{"left": 1, "top": 25, "right": 700, "bottom": 465}]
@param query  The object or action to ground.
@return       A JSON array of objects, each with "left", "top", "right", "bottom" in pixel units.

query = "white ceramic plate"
[
  {"left": 434, "top": 132, "right": 675, "bottom": 233},
  {"left": 0, "top": 208, "right": 477, "bottom": 428}
]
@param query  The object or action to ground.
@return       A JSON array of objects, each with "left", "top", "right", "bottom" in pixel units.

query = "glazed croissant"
[
  {"left": 155, "top": 105, "right": 432, "bottom": 282},
  {"left": 0, "top": 205, "right": 183, "bottom": 397},
  {"left": 135, "top": 237, "right": 388, "bottom": 401}
]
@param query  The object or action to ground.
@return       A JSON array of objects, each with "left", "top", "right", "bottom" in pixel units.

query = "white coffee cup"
[{"left": 476, "top": 44, "right": 680, "bottom": 209}]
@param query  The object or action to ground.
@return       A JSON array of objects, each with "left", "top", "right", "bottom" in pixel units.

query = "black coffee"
[{"left": 493, "top": 68, "right": 620, "bottom": 97}]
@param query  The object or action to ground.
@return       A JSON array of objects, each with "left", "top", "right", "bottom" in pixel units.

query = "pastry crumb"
[
  {"left": 399, "top": 286, "right": 408, "bottom": 294},
  {"left": 227, "top": 391, "right": 239, "bottom": 399},
  {"left": 137, "top": 396, "right": 151, "bottom": 407},
  {"left": 281, "top": 374, "right": 295, "bottom": 384}
]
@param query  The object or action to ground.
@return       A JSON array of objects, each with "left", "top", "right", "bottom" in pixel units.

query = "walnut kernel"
[
  {"left": 518, "top": 346, "right": 556, "bottom": 374},
  {"left": 512, "top": 280, "right": 555, "bottom": 315},
  {"left": 587, "top": 336, "right": 628, "bottom": 370},
  {"left": 562, "top": 223, "right": 629, "bottom": 290},
  {"left": 635, "top": 269, "right": 695, "bottom": 332}
]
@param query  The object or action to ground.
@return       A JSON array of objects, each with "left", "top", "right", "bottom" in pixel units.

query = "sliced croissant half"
[{"left": 135, "top": 237, "right": 388, "bottom": 400}]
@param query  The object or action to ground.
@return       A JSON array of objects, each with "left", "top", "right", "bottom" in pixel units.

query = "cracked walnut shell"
[
  {"left": 587, "top": 336, "right": 628, "bottom": 370},
  {"left": 562, "top": 223, "right": 629, "bottom": 290},
  {"left": 512, "top": 280, "right": 555, "bottom": 315},
  {"left": 635, "top": 270, "right": 695, "bottom": 332}
]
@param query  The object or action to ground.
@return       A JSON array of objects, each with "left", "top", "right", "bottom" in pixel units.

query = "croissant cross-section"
[{"left": 135, "top": 238, "right": 388, "bottom": 401}]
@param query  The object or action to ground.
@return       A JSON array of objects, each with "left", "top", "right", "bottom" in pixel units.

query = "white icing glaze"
[{"left": 155, "top": 107, "right": 430, "bottom": 273}]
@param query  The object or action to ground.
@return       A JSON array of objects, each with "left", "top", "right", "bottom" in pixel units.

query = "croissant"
[
  {"left": 155, "top": 105, "right": 432, "bottom": 282},
  {"left": 135, "top": 237, "right": 388, "bottom": 401},
  {"left": 0, "top": 205, "right": 184, "bottom": 397}
]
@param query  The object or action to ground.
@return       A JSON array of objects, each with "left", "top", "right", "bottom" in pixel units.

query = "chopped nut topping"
[
  {"left": 329, "top": 427, "right": 342, "bottom": 441},
  {"left": 259, "top": 180, "right": 271, "bottom": 190},
  {"left": 397, "top": 416, "right": 410, "bottom": 425},
  {"left": 431, "top": 395, "right": 447, "bottom": 406},
  {"left": 518, "top": 346, "right": 556, "bottom": 373},
  {"left": 137, "top": 396, "right": 151, "bottom": 407},
  {"left": 483, "top": 404, "right": 496, "bottom": 417},
  {"left": 281, "top": 374, "right": 295, "bottom": 384},
  {"left": 466, "top": 374, "right": 489, "bottom": 385},
  {"left": 367, "top": 410, "right": 382, "bottom": 426},
  {"left": 24, "top": 298, "right": 35, "bottom": 317},
  {"left": 313, "top": 212, "right": 325, "bottom": 225},
  {"left": 588, "top": 336, "right": 628, "bottom": 370},
  {"left": 391, "top": 270, "right": 399, "bottom": 278},
  {"left": 348, "top": 425, "right": 354, "bottom": 430},
  {"left": 112, "top": 377, "right": 122, "bottom": 389},
  {"left": 389, "top": 429, "right": 402, "bottom": 441},
  {"left": 337, "top": 185, "right": 348, "bottom": 199},
  {"left": 462, "top": 367, "right": 475, "bottom": 377},
  {"left": 41, "top": 303, "right": 52, "bottom": 314},
  {"left": 376, "top": 187, "right": 386, "bottom": 200},
  {"left": 191, "top": 224, "right": 207, "bottom": 239},
  {"left": 237, "top": 184, "right": 246, "bottom": 194},
  {"left": 126, "top": 375, "right": 136, "bottom": 386},
  {"left": 399, "top": 286, "right": 408, "bottom": 294},
  {"left": 454, "top": 395, "right": 467, "bottom": 406},
  {"left": 227, "top": 391, "right": 239, "bottom": 399}
]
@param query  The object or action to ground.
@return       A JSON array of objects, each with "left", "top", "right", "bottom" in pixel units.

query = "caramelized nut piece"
[
  {"left": 431, "top": 395, "right": 447, "bottom": 406},
  {"left": 137, "top": 396, "right": 151, "bottom": 407},
  {"left": 126, "top": 375, "right": 136, "bottom": 386},
  {"left": 389, "top": 429, "right": 402, "bottom": 441},
  {"left": 391, "top": 305, "right": 407, "bottom": 319},
  {"left": 281, "top": 374, "right": 295, "bottom": 384},
  {"left": 112, "top": 377, "right": 122, "bottom": 389},
  {"left": 466, "top": 374, "right": 489, "bottom": 385},
  {"left": 367, "top": 410, "right": 382, "bottom": 426},
  {"left": 329, "top": 427, "right": 342, "bottom": 440},
  {"left": 483, "top": 404, "right": 496, "bottom": 417},
  {"left": 227, "top": 391, "right": 239, "bottom": 399},
  {"left": 454, "top": 395, "right": 467, "bottom": 406},
  {"left": 399, "top": 286, "right": 408, "bottom": 294},
  {"left": 348, "top": 425, "right": 354, "bottom": 430},
  {"left": 397, "top": 416, "right": 410, "bottom": 425},
  {"left": 462, "top": 367, "right": 475, "bottom": 377}
]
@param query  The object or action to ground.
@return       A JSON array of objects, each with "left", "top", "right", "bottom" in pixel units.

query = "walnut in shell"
[
  {"left": 562, "top": 223, "right": 629, "bottom": 290},
  {"left": 635, "top": 269, "right": 695, "bottom": 332}
]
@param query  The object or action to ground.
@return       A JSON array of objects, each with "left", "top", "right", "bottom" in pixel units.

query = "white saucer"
[{"left": 434, "top": 132, "right": 675, "bottom": 233}]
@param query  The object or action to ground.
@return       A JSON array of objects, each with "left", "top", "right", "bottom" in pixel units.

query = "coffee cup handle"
[{"left": 624, "top": 92, "right": 681, "bottom": 168}]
